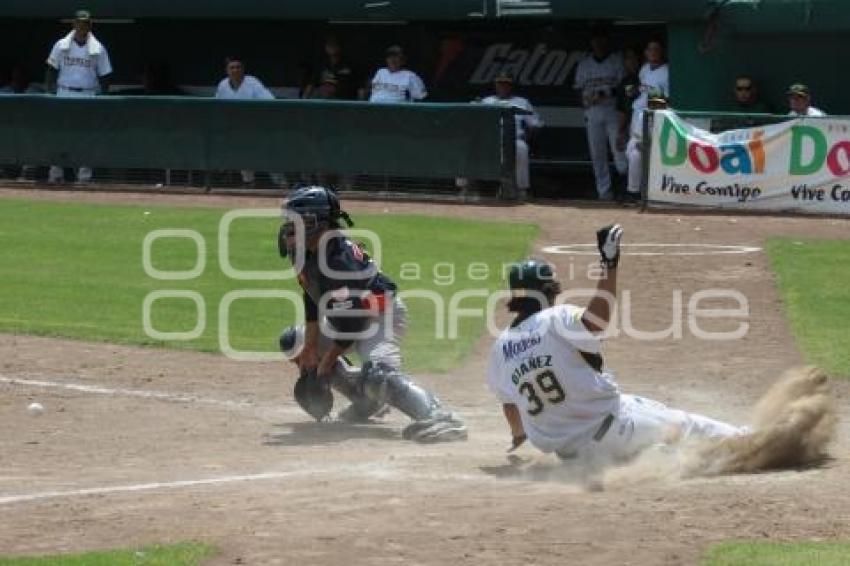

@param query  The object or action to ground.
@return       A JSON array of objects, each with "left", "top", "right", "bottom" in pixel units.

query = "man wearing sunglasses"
[
  {"left": 732, "top": 76, "right": 771, "bottom": 114},
  {"left": 277, "top": 186, "right": 467, "bottom": 442}
]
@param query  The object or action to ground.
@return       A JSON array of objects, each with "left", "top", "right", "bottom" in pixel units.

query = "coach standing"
[
  {"left": 574, "top": 29, "right": 626, "bottom": 201},
  {"left": 45, "top": 9, "right": 112, "bottom": 184}
]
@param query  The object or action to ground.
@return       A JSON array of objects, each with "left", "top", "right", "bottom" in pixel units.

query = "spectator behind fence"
[
  {"left": 633, "top": 38, "right": 669, "bottom": 116},
  {"left": 304, "top": 37, "right": 363, "bottom": 100},
  {"left": 215, "top": 57, "right": 284, "bottom": 188},
  {"left": 368, "top": 45, "right": 427, "bottom": 103},
  {"left": 732, "top": 76, "right": 771, "bottom": 114},
  {"left": 787, "top": 83, "right": 825, "bottom": 117},
  {"left": 574, "top": 28, "right": 626, "bottom": 201},
  {"left": 482, "top": 73, "right": 543, "bottom": 195},
  {"left": 626, "top": 90, "right": 668, "bottom": 202},
  {"left": 45, "top": 9, "right": 112, "bottom": 185}
]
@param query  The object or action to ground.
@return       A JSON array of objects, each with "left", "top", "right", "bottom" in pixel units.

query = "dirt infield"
[{"left": 1, "top": 188, "right": 849, "bottom": 565}]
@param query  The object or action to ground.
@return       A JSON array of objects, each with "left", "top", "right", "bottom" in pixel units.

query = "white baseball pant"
[
  {"left": 559, "top": 394, "right": 746, "bottom": 466},
  {"left": 626, "top": 137, "right": 643, "bottom": 195},
  {"left": 516, "top": 139, "right": 530, "bottom": 191}
]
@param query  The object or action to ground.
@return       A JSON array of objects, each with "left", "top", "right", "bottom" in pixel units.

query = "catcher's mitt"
[{"left": 294, "top": 368, "right": 333, "bottom": 421}]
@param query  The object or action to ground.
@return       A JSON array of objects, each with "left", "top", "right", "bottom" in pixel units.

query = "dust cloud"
[{"left": 604, "top": 366, "right": 837, "bottom": 488}]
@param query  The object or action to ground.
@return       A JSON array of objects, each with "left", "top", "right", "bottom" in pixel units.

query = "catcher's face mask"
[
  {"left": 279, "top": 212, "right": 327, "bottom": 258},
  {"left": 282, "top": 212, "right": 323, "bottom": 237}
]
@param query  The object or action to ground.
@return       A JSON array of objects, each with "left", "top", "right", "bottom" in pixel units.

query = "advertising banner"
[{"left": 648, "top": 110, "right": 850, "bottom": 214}]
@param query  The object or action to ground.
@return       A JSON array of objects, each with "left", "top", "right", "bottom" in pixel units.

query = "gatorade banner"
[{"left": 647, "top": 110, "right": 850, "bottom": 214}]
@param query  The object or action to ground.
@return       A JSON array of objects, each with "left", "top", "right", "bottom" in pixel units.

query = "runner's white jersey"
[{"left": 487, "top": 304, "right": 621, "bottom": 453}]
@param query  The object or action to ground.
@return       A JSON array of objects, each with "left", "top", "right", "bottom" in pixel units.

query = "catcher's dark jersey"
[{"left": 297, "top": 234, "right": 396, "bottom": 347}]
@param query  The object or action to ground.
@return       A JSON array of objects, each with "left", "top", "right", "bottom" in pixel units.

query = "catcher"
[
  {"left": 487, "top": 224, "right": 748, "bottom": 469},
  {"left": 278, "top": 186, "right": 466, "bottom": 443}
]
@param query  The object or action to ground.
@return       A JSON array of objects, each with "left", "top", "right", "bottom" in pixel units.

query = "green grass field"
[
  {"left": 0, "top": 198, "right": 537, "bottom": 372},
  {"left": 703, "top": 541, "right": 850, "bottom": 565},
  {"left": 0, "top": 542, "right": 214, "bottom": 566},
  {"left": 766, "top": 238, "right": 850, "bottom": 378}
]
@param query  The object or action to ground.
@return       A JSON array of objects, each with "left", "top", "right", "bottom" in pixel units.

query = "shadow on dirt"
[
  {"left": 263, "top": 421, "right": 400, "bottom": 446},
  {"left": 480, "top": 455, "right": 584, "bottom": 483}
]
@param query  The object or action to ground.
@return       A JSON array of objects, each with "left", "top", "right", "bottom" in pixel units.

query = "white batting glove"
[{"left": 597, "top": 224, "right": 624, "bottom": 268}]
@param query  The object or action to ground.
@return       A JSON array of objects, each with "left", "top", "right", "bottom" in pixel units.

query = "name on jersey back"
[{"left": 502, "top": 333, "right": 542, "bottom": 361}]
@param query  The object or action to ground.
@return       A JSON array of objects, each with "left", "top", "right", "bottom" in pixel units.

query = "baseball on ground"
[{"left": 27, "top": 402, "right": 45, "bottom": 417}]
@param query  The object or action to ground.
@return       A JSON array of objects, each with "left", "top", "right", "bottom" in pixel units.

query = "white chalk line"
[
  {"left": 542, "top": 243, "right": 762, "bottom": 257},
  {"left": 0, "top": 374, "right": 259, "bottom": 411},
  {"left": 0, "top": 374, "right": 496, "bottom": 418},
  {"left": 0, "top": 470, "right": 308, "bottom": 506},
  {"left": 0, "top": 465, "right": 503, "bottom": 507}
]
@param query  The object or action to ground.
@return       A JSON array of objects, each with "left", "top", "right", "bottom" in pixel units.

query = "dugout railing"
[{"left": 0, "top": 95, "right": 520, "bottom": 201}]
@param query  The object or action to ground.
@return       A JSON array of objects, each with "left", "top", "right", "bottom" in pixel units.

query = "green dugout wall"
[{"left": 0, "top": 96, "right": 516, "bottom": 190}]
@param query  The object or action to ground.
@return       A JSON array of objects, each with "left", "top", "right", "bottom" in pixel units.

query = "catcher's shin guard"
[
  {"left": 362, "top": 362, "right": 467, "bottom": 442},
  {"left": 331, "top": 358, "right": 386, "bottom": 423}
]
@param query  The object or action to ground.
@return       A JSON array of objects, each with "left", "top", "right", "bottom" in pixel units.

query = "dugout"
[{"left": 0, "top": 1, "right": 846, "bottom": 198}]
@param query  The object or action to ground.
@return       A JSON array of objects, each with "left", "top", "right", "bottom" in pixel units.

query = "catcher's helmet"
[{"left": 282, "top": 185, "right": 350, "bottom": 237}]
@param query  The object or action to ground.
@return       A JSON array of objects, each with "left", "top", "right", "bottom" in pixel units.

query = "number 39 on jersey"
[{"left": 511, "top": 354, "right": 567, "bottom": 415}]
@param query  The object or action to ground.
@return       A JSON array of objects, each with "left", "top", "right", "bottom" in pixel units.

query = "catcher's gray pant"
[
  {"left": 557, "top": 394, "right": 746, "bottom": 466},
  {"left": 315, "top": 296, "right": 406, "bottom": 367},
  {"left": 318, "top": 298, "right": 439, "bottom": 421},
  {"left": 585, "top": 106, "right": 627, "bottom": 199},
  {"left": 351, "top": 295, "right": 407, "bottom": 369}
]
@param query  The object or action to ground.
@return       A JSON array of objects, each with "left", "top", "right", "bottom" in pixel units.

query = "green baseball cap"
[
  {"left": 74, "top": 9, "right": 92, "bottom": 21},
  {"left": 786, "top": 83, "right": 810, "bottom": 97}
]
